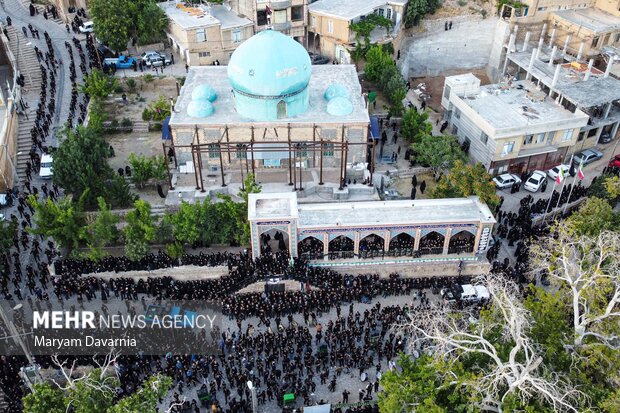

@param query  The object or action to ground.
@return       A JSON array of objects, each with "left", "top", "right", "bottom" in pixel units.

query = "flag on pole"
[
  {"left": 577, "top": 160, "right": 585, "bottom": 180},
  {"left": 555, "top": 166, "right": 564, "bottom": 185}
]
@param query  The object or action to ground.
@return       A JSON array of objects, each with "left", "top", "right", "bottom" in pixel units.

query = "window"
[
  {"left": 377, "top": 8, "right": 384, "bottom": 16},
  {"left": 537, "top": 6, "right": 547, "bottom": 11},
  {"left": 274, "top": 10, "right": 287, "bottom": 24},
  {"left": 322, "top": 142, "right": 334, "bottom": 157},
  {"left": 386, "top": 8, "right": 392, "bottom": 19},
  {"left": 208, "top": 144, "right": 220, "bottom": 159},
  {"left": 592, "top": 36, "right": 600, "bottom": 48},
  {"left": 577, "top": 131, "right": 585, "bottom": 142},
  {"left": 196, "top": 28, "right": 206, "bottom": 42},
  {"left": 327, "top": 20, "right": 333, "bottom": 33},
  {"left": 232, "top": 29, "right": 241, "bottom": 43},
  {"left": 502, "top": 141, "right": 514, "bottom": 155},
  {"left": 535, "top": 132, "right": 545, "bottom": 144},
  {"left": 454, "top": 108, "right": 461, "bottom": 119},
  {"left": 236, "top": 144, "right": 247, "bottom": 159},
  {"left": 198, "top": 51, "right": 210, "bottom": 58},
  {"left": 443, "top": 85, "right": 451, "bottom": 99},
  {"left": 546, "top": 130, "right": 555, "bottom": 144},
  {"left": 292, "top": 6, "right": 304, "bottom": 21},
  {"left": 257, "top": 10, "right": 268, "bottom": 26},
  {"left": 480, "top": 132, "right": 488, "bottom": 144},
  {"left": 523, "top": 134, "right": 533, "bottom": 145},
  {"left": 562, "top": 129, "right": 573, "bottom": 141},
  {"left": 295, "top": 143, "right": 308, "bottom": 158}
]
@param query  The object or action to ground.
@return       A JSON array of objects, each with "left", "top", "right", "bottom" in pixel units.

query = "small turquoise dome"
[
  {"left": 187, "top": 100, "right": 214, "bottom": 118},
  {"left": 191, "top": 84, "right": 217, "bottom": 102},
  {"left": 326, "top": 97, "right": 353, "bottom": 116},
  {"left": 324, "top": 84, "right": 350, "bottom": 101},
  {"left": 227, "top": 30, "right": 311, "bottom": 98}
]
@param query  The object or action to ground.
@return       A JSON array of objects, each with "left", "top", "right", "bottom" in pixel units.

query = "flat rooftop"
[
  {"left": 159, "top": 2, "right": 252, "bottom": 30},
  {"left": 309, "top": 0, "right": 406, "bottom": 21},
  {"left": 449, "top": 75, "right": 588, "bottom": 133},
  {"left": 296, "top": 197, "right": 495, "bottom": 228},
  {"left": 508, "top": 51, "right": 620, "bottom": 107},
  {"left": 552, "top": 8, "right": 620, "bottom": 34},
  {"left": 248, "top": 192, "right": 298, "bottom": 221},
  {"left": 170, "top": 65, "right": 370, "bottom": 127}
]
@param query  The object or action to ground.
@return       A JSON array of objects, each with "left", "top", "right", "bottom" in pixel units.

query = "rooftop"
[
  {"left": 552, "top": 8, "right": 620, "bottom": 34},
  {"left": 308, "top": 0, "right": 406, "bottom": 21},
  {"left": 159, "top": 1, "right": 252, "bottom": 30},
  {"left": 296, "top": 196, "right": 496, "bottom": 228},
  {"left": 170, "top": 65, "right": 369, "bottom": 127},
  {"left": 248, "top": 192, "right": 298, "bottom": 221},
  {"left": 508, "top": 52, "right": 620, "bottom": 107},
  {"left": 448, "top": 74, "right": 588, "bottom": 135}
]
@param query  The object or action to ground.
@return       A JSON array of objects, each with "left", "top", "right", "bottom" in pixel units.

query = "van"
[{"left": 39, "top": 154, "right": 53, "bottom": 179}]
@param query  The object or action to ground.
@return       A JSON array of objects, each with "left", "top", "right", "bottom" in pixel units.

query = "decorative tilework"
[
  {"left": 329, "top": 233, "right": 355, "bottom": 242},
  {"left": 308, "top": 256, "right": 478, "bottom": 268},
  {"left": 359, "top": 231, "right": 385, "bottom": 240},
  {"left": 389, "top": 230, "right": 416, "bottom": 240},
  {"left": 420, "top": 228, "right": 447, "bottom": 237}
]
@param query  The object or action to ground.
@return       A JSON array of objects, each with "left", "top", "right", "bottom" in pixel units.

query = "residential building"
[
  {"left": 308, "top": 0, "right": 406, "bottom": 63},
  {"left": 230, "top": 0, "right": 307, "bottom": 44},
  {"left": 441, "top": 73, "right": 589, "bottom": 175},
  {"left": 160, "top": 1, "right": 254, "bottom": 66}
]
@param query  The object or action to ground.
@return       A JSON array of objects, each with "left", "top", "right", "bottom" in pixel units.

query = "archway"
[
  {"left": 389, "top": 233, "right": 414, "bottom": 255},
  {"left": 359, "top": 234, "right": 385, "bottom": 258},
  {"left": 260, "top": 228, "right": 289, "bottom": 255},
  {"left": 328, "top": 235, "right": 354, "bottom": 259},
  {"left": 277, "top": 100, "right": 287, "bottom": 119},
  {"left": 419, "top": 231, "right": 445, "bottom": 255},
  {"left": 448, "top": 230, "right": 475, "bottom": 254},
  {"left": 298, "top": 236, "right": 324, "bottom": 260}
]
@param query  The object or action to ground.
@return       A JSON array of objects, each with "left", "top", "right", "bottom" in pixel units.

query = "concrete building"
[
  {"left": 505, "top": 47, "right": 620, "bottom": 150},
  {"left": 441, "top": 73, "right": 589, "bottom": 175},
  {"left": 0, "top": 31, "right": 20, "bottom": 193},
  {"left": 231, "top": 0, "right": 307, "bottom": 44},
  {"left": 165, "top": 30, "right": 374, "bottom": 203},
  {"left": 308, "top": 0, "right": 406, "bottom": 63},
  {"left": 159, "top": 1, "right": 254, "bottom": 66},
  {"left": 248, "top": 192, "right": 496, "bottom": 266}
]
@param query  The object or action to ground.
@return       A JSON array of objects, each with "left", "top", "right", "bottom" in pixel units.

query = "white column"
[
  {"left": 605, "top": 58, "right": 613, "bottom": 78},
  {"left": 526, "top": 49, "right": 536, "bottom": 80},
  {"left": 549, "top": 28, "right": 557, "bottom": 47},
  {"left": 522, "top": 31, "right": 531, "bottom": 52},
  {"left": 604, "top": 102, "right": 612, "bottom": 119},
  {"left": 548, "top": 45, "right": 557, "bottom": 67},
  {"left": 563, "top": 35, "right": 571, "bottom": 56},
  {"left": 551, "top": 63, "right": 561, "bottom": 89},
  {"left": 536, "top": 37, "right": 544, "bottom": 59},
  {"left": 584, "top": 59, "right": 594, "bottom": 81},
  {"left": 577, "top": 41, "right": 585, "bottom": 60},
  {"left": 508, "top": 33, "right": 516, "bottom": 53}
]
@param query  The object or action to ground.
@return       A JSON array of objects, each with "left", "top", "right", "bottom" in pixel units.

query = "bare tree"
[
  {"left": 403, "top": 274, "right": 584, "bottom": 413},
  {"left": 531, "top": 230, "right": 620, "bottom": 349}
]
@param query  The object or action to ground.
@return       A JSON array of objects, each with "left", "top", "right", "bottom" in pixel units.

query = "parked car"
[
  {"left": 79, "top": 21, "right": 94, "bottom": 33},
  {"left": 599, "top": 131, "right": 613, "bottom": 144},
  {"left": 103, "top": 55, "right": 137, "bottom": 69},
  {"left": 573, "top": 148, "right": 603, "bottom": 166},
  {"left": 524, "top": 170, "right": 547, "bottom": 192},
  {"left": 141, "top": 51, "right": 171, "bottom": 67},
  {"left": 547, "top": 164, "right": 569, "bottom": 181},
  {"left": 39, "top": 154, "right": 53, "bottom": 179},
  {"left": 609, "top": 154, "right": 620, "bottom": 168},
  {"left": 308, "top": 52, "right": 330, "bottom": 65},
  {"left": 492, "top": 173, "right": 521, "bottom": 189},
  {"left": 441, "top": 284, "right": 489, "bottom": 304}
]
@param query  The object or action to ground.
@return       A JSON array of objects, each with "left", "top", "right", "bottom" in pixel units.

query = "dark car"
[
  {"left": 599, "top": 131, "right": 613, "bottom": 144},
  {"left": 609, "top": 154, "right": 620, "bottom": 168},
  {"left": 308, "top": 52, "right": 330, "bottom": 65},
  {"left": 573, "top": 148, "right": 603, "bottom": 166}
]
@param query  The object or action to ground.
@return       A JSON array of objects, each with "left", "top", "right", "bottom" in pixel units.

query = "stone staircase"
[
  {"left": 20, "top": 0, "right": 64, "bottom": 25},
  {"left": 132, "top": 121, "right": 149, "bottom": 133},
  {"left": 5, "top": 26, "right": 43, "bottom": 180}
]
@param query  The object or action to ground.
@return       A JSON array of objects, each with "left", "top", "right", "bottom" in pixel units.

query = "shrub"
[
  {"left": 121, "top": 117, "right": 132, "bottom": 128},
  {"left": 125, "top": 78, "right": 137, "bottom": 93},
  {"left": 114, "top": 84, "right": 124, "bottom": 94},
  {"left": 142, "top": 108, "right": 152, "bottom": 121},
  {"left": 143, "top": 73, "right": 155, "bottom": 83},
  {"left": 110, "top": 119, "right": 119, "bottom": 128}
]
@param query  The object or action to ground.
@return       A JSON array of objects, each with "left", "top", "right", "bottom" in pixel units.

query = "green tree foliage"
[
  {"left": 404, "top": 0, "right": 442, "bottom": 28},
  {"left": 349, "top": 14, "right": 393, "bottom": 52},
  {"left": 128, "top": 153, "right": 167, "bottom": 189},
  {"left": 412, "top": 134, "right": 466, "bottom": 177},
  {"left": 109, "top": 174, "right": 138, "bottom": 208},
  {"left": 81, "top": 197, "right": 120, "bottom": 261},
  {"left": 401, "top": 108, "right": 432, "bottom": 145},
  {"left": 136, "top": 1, "right": 169, "bottom": 45},
  {"left": 124, "top": 200, "right": 157, "bottom": 260},
  {"left": 108, "top": 375, "right": 172, "bottom": 413},
  {"left": 363, "top": 45, "right": 407, "bottom": 115},
  {"left": 90, "top": 0, "right": 133, "bottom": 52},
  {"left": 564, "top": 197, "right": 618, "bottom": 237},
  {"left": 28, "top": 194, "right": 87, "bottom": 252},
  {"left": 0, "top": 218, "right": 17, "bottom": 272},
  {"left": 142, "top": 95, "right": 171, "bottom": 122},
  {"left": 81, "top": 69, "right": 119, "bottom": 101},
  {"left": 22, "top": 382, "right": 65, "bottom": 413},
  {"left": 430, "top": 160, "right": 500, "bottom": 208},
  {"left": 587, "top": 173, "right": 620, "bottom": 205},
  {"left": 66, "top": 369, "right": 119, "bottom": 413}
]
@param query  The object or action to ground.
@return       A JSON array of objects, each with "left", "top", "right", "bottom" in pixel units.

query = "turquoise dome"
[
  {"left": 227, "top": 30, "right": 311, "bottom": 98},
  {"left": 326, "top": 97, "right": 353, "bottom": 116},
  {"left": 324, "top": 84, "right": 350, "bottom": 101},
  {"left": 192, "top": 84, "right": 217, "bottom": 102},
  {"left": 187, "top": 100, "right": 214, "bottom": 118}
]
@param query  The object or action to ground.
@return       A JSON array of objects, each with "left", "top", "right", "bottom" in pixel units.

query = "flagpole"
[{"left": 551, "top": 154, "right": 573, "bottom": 220}]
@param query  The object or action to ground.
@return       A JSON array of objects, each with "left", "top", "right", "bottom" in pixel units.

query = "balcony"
[{"left": 271, "top": 0, "right": 291, "bottom": 10}]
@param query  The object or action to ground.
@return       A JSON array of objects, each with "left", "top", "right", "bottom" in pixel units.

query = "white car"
[
  {"left": 523, "top": 170, "right": 547, "bottom": 192},
  {"left": 79, "top": 21, "right": 94, "bottom": 33},
  {"left": 547, "top": 164, "right": 569, "bottom": 181},
  {"left": 39, "top": 154, "right": 53, "bottom": 179},
  {"left": 141, "top": 51, "right": 171, "bottom": 66},
  {"left": 492, "top": 173, "right": 521, "bottom": 189}
]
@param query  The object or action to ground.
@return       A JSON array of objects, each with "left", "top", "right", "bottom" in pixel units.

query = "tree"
[
  {"left": 81, "top": 69, "right": 118, "bottom": 101},
  {"left": 364, "top": 45, "right": 394, "bottom": 83},
  {"left": 401, "top": 108, "right": 432, "bottom": 145},
  {"left": 128, "top": 153, "right": 154, "bottom": 189},
  {"left": 124, "top": 200, "right": 157, "bottom": 261},
  {"left": 107, "top": 174, "right": 138, "bottom": 208},
  {"left": 404, "top": 0, "right": 441, "bottom": 28},
  {"left": 412, "top": 134, "right": 466, "bottom": 178},
  {"left": 53, "top": 125, "right": 114, "bottom": 208},
  {"left": 107, "top": 375, "right": 172, "bottom": 413},
  {"left": 564, "top": 197, "right": 617, "bottom": 237},
  {"left": 90, "top": 0, "right": 132, "bottom": 52},
  {"left": 430, "top": 160, "right": 500, "bottom": 208},
  {"left": 0, "top": 218, "right": 16, "bottom": 272},
  {"left": 136, "top": 1, "right": 168, "bottom": 45},
  {"left": 403, "top": 274, "right": 584, "bottom": 413},
  {"left": 603, "top": 175, "right": 620, "bottom": 203},
  {"left": 28, "top": 194, "right": 86, "bottom": 252},
  {"left": 531, "top": 229, "right": 620, "bottom": 350},
  {"left": 22, "top": 382, "right": 65, "bottom": 413},
  {"left": 588, "top": 173, "right": 620, "bottom": 206},
  {"left": 81, "top": 197, "right": 120, "bottom": 261}
]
